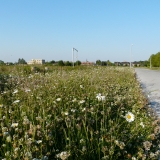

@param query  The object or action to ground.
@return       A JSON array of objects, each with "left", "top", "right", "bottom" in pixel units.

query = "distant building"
[
  {"left": 121, "top": 62, "right": 130, "bottom": 66},
  {"left": 27, "top": 59, "right": 45, "bottom": 65},
  {"left": 81, "top": 61, "right": 95, "bottom": 66},
  {"left": 114, "top": 62, "right": 122, "bottom": 66},
  {"left": 114, "top": 62, "right": 130, "bottom": 66},
  {"left": 132, "top": 61, "right": 140, "bottom": 67}
]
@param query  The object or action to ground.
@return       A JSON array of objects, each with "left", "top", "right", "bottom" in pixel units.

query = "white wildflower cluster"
[
  {"left": 56, "top": 151, "right": 70, "bottom": 160},
  {"left": 82, "top": 146, "right": 86, "bottom": 152},
  {"left": 23, "top": 116, "right": 30, "bottom": 125},
  {"left": 82, "top": 107, "right": 86, "bottom": 112},
  {"left": 140, "top": 122, "right": 145, "bottom": 128},
  {"left": 143, "top": 141, "right": 152, "bottom": 151},
  {"left": 96, "top": 93, "right": 105, "bottom": 101},
  {"left": 72, "top": 98, "right": 77, "bottom": 102},
  {"left": 61, "top": 111, "right": 69, "bottom": 116},
  {"left": 79, "top": 100, "right": 85, "bottom": 104},
  {"left": 80, "top": 139, "right": 85, "bottom": 144},
  {"left": 71, "top": 108, "right": 76, "bottom": 113},
  {"left": 115, "top": 140, "right": 125, "bottom": 149}
]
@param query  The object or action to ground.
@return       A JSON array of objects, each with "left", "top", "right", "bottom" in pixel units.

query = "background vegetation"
[{"left": 150, "top": 52, "right": 160, "bottom": 67}]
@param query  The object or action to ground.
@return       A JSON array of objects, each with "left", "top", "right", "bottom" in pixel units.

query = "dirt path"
[{"left": 135, "top": 68, "right": 160, "bottom": 117}]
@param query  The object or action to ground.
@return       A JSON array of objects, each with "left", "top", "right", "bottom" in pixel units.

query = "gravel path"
[{"left": 135, "top": 68, "right": 160, "bottom": 117}]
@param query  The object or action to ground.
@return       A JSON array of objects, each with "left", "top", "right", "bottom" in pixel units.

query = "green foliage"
[
  {"left": 96, "top": 60, "right": 113, "bottom": 66},
  {"left": 65, "top": 61, "right": 72, "bottom": 66},
  {"left": 96, "top": 60, "right": 101, "bottom": 65},
  {"left": 50, "top": 60, "right": 55, "bottom": 64},
  {"left": 0, "top": 74, "right": 9, "bottom": 92},
  {"left": 150, "top": 52, "right": 160, "bottom": 67},
  {"left": 107, "top": 60, "right": 113, "bottom": 66},
  {"left": 45, "top": 60, "right": 56, "bottom": 66},
  {"left": 58, "top": 60, "right": 65, "bottom": 66},
  {"left": 75, "top": 60, "right": 81, "bottom": 66},
  {"left": 0, "top": 66, "right": 160, "bottom": 159},
  {"left": 17, "top": 58, "right": 27, "bottom": 64},
  {"left": 101, "top": 61, "right": 107, "bottom": 66},
  {"left": 0, "top": 60, "right": 4, "bottom": 65}
]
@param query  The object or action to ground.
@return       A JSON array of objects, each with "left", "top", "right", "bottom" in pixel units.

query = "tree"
[
  {"left": 18, "top": 58, "right": 27, "bottom": 64},
  {"left": 75, "top": 60, "right": 81, "bottom": 66},
  {"left": 45, "top": 60, "right": 56, "bottom": 66},
  {"left": 101, "top": 61, "right": 107, "bottom": 66},
  {"left": 50, "top": 60, "right": 55, "bottom": 64},
  {"left": 107, "top": 60, "right": 113, "bottom": 66},
  {"left": 58, "top": 60, "right": 64, "bottom": 66},
  {"left": 0, "top": 60, "right": 4, "bottom": 65},
  {"left": 149, "top": 52, "right": 160, "bottom": 67},
  {"left": 96, "top": 60, "right": 101, "bottom": 65},
  {"left": 65, "top": 61, "right": 72, "bottom": 66}
]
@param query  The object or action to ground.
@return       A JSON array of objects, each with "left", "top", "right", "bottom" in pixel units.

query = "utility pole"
[
  {"left": 72, "top": 48, "right": 78, "bottom": 67},
  {"left": 130, "top": 44, "right": 133, "bottom": 68},
  {"left": 150, "top": 56, "right": 152, "bottom": 69}
]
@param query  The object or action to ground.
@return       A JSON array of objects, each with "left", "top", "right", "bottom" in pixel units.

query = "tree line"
[
  {"left": 45, "top": 60, "right": 81, "bottom": 66},
  {"left": 0, "top": 58, "right": 151, "bottom": 67}
]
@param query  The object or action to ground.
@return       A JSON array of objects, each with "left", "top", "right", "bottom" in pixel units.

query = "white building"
[{"left": 27, "top": 59, "right": 45, "bottom": 65}]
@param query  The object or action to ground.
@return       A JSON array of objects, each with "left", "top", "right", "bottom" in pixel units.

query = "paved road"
[{"left": 135, "top": 68, "right": 160, "bottom": 117}]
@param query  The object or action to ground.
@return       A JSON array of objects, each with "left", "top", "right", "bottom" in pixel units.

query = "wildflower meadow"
[{"left": 0, "top": 66, "right": 160, "bottom": 160}]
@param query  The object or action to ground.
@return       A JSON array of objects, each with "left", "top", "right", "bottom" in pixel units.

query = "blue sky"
[{"left": 0, "top": 0, "right": 160, "bottom": 63}]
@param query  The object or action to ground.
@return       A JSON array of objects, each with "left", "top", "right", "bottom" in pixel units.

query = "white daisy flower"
[{"left": 125, "top": 112, "right": 135, "bottom": 122}]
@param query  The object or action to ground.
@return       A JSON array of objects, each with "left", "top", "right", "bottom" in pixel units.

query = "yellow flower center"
[{"left": 127, "top": 115, "right": 131, "bottom": 119}]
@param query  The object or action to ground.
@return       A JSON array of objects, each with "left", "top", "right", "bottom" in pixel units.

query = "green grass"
[{"left": 0, "top": 66, "right": 160, "bottom": 160}]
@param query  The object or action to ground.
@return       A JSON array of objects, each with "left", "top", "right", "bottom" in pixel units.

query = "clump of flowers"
[
  {"left": 96, "top": 93, "right": 105, "bottom": 101},
  {"left": 56, "top": 151, "right": 70, "bottom": 160}
]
